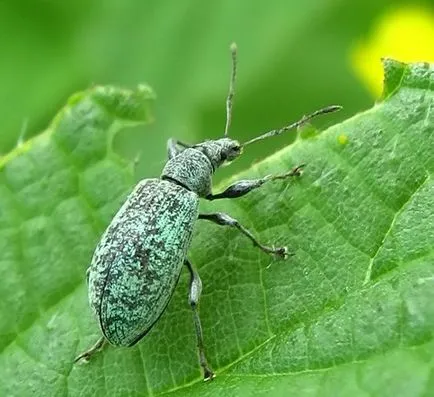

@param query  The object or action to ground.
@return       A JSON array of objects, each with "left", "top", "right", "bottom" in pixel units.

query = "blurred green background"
[{"left": 0, "top": 0, "right": 433, "bottom": 181}]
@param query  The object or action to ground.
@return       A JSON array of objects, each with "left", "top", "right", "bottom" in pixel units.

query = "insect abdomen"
[{"left": 88, "top": 178, "right": 199, "bottom": 346}]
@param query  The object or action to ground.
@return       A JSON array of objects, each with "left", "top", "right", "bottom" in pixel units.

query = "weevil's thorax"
[
  {"left": 161, "top": 148, "right": 213, "bottom": 197},
  {"left": 161, "top": 138, "right": 242, "bottom": 197}
]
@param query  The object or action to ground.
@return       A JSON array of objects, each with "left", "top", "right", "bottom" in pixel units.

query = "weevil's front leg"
[
  {"left": 167, "top": 138, "right": 190, "bottom": 159},
  {"left": 185, "top": 259, "right": 215, "bottom": 381},
  {"left": 199, "top": 212, "right": 289, "bottom": 258},
  {"left": 74, "top": 336, "right": 107, "bottom": 363},
  {"left": 206, "top": 164, "right": 304, "bottom": 200}
]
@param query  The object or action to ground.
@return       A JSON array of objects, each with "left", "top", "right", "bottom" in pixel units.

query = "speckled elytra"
[{"left": 74, "top": 43, "right": 341, "bottom": 381}]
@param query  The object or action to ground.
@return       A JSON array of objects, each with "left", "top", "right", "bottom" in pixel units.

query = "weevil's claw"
[
  {"left": 73, "top": 352, "right": 90, "bottom": 364},
  {"left": 275, "top": 246, "right": 289, "bottom": 259},
  {"left": 273, "top": 246, "right": 295, "bottom": 260},
  {"left": 290, "top": 163, "right": 306, "bottom": 177},
  {"left": 203, "top": 368, "right": 215, "bottom": 381},
  {"left": 73, "top": 337, "right": 106, "bottom": 364},
  {"left": 267, "top": 248, "right": 294, "bottom": 268}
]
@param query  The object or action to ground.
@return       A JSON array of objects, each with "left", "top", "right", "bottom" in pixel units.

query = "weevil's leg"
[
  {"left": 86, "top": 267, "right": 90, "bottom": 284},
  {"left": 185, "top": 259, "right": 215, "bottom": 381},
  {"left": 74, "top": 336, "right": 107, "bottom": 363},
  {"left": 199, "top": 212, "right": 290, "bottom": 258},
  {"left": 167, "top": 138, "right": 190, "bottom": 159},
  {"left": 206, "top": 164, "right": 304, "bottom": 201}
]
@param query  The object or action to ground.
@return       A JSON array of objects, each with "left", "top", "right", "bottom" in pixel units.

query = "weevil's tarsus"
[
  {"left": 206, "top": 164, "right": 304, "bottom": 201},
  {"left": 74, "top": 336, "right": 107, "bottom": 363},
  {"left": 185, "top": 259, "right": 215, "bottom": 381},
  {"left": 271, "top": 163, "right": 306, "bottom": 180},
  {"left": 224, "top": 42, "right": 238, "bottom": 137},
  {"left": 243, "top": 105, "right": 342, "bottom": 146},
  {"left": 199, "top": 212, "right": 288, "bottom": 259}
]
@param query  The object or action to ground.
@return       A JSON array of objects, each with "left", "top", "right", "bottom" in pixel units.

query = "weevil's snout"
[
  {"left": 197, "top": 138, "right": 242, "bottom": 169},
  {"left": 221, "top": 139, "right": 242, "bottom": 163}
]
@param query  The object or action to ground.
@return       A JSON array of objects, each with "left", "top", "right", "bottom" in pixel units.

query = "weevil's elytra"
[
  {"left": 74, "top": 43, "right": 341, "bottom": 381},
  {"left": 89, "top": 179, "right": 199, "bottom": 346}
]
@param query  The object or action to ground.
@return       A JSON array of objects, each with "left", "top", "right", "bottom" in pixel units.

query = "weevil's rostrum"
[
  {"left": 89, "top": 179, "right": 198, "bottom": 346},
  {"left": 75, "top": 43, "right": 341, "bottom": 381}
]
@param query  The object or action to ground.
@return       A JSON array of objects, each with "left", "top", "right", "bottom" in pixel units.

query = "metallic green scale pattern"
[{"left": 88, "top": 179, "right": 199, "bottom": 346}]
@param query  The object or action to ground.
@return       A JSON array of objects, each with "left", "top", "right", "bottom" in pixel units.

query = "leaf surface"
[{"left": 0, "top": 60, "right": 433, "bottom": 397}]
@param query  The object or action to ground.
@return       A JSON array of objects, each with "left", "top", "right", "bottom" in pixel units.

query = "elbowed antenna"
[
  {"left": 242, "top": 105, "right": 342, "bottom": 146},
  {"left": 224, "top": 42, "right": 238, "bottom": 137}
]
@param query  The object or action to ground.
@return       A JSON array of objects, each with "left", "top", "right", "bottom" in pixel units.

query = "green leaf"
[{"left": 1, "top": 60, "right": 433, "bottom": 397}]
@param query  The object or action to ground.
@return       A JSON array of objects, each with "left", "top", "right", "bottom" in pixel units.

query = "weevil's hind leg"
[
  {"left": 199, "top": 212, "right": 290, "bottom": 258},
  {"left": 206, "top": 164, "right": 304, "bottom": 200},
  {"left": 167, "top": 138, "right": 190, "bottom": 159},
  {"left": 74, "top": 336, "right": 107, "bottom": 363},
  {"left": 185, "top": 259, "right": 215, "bottom": 381}
]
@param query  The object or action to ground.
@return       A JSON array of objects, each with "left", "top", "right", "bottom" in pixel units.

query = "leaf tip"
[
  {"left": 91, "top": 84, "right": 155, "bottom": 123},
  {"left": 381, "top": 58, "right": 408, "bottom": 99}
]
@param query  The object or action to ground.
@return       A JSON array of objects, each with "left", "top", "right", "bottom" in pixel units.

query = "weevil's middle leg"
[
  {"left": 185, "top": 259, "right": 215, "bottom": 381},
  {"left": 74, "top": 336, "right": 107, "bottom": 363},
  {"left": 206, "top": 164, "right": 304, "bottom": 201},
  {"left": 199, "top": 212, "right": 290, "bottom": 258}
]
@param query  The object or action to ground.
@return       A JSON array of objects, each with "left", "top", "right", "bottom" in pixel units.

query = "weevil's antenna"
[
  {"left": 242, "top": 105, "right": 342, "bottom": 146},
  {"left": 224, "top": 42, "right": 238, "bottom": 137}
]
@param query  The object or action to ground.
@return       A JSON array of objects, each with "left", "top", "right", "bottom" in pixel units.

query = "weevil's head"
[
  {"left": 189, "top": 43, "right": 342, "bottom": 178},
  {"left": 195, "top": 138, "right": 242, "bottom": 170}
]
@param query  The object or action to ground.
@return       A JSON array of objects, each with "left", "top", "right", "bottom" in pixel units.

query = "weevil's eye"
[{"left": 226, "top": 145, "right": 242, "bottom": 161}]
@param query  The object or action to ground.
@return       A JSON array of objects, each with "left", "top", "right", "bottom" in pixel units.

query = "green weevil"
[{"left": 74, "top": 43, "right": 341, "bottom": 380}]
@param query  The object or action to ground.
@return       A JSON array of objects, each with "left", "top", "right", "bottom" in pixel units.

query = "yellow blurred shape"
[
  {"left": 338, "top": 133, "right": 349, "bottom": 145},
  {"left": 351, "top": 7, "right": 434, "bottom": 96}
]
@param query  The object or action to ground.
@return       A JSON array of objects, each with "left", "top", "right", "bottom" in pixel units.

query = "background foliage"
[{"left": 1, "top": 0, "right": 432, "bottom": 181}]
